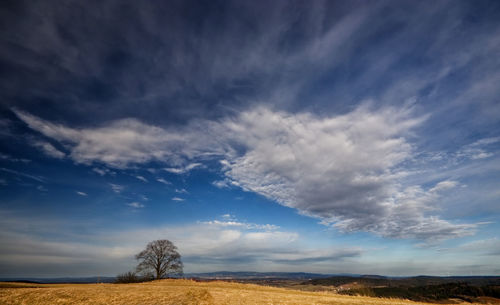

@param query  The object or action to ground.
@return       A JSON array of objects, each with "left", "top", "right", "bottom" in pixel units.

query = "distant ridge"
[
  {"left": 2, "top": 273, "right": 499, "bottom": 284},
  {"left": 309, "top": 275, "right": 500, "bottom": 287},
  {"left": 0, "top": 277, "right": 116, "bottom": 284},
  {"left": 0, "top": 272, "right": 351, "bottom": 283},
  {"left": 184, "top": 271, "right": 340, "bottom": 280}
]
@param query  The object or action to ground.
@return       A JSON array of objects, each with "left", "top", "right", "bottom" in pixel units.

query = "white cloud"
[
  {"left": 92, "top": 168, "right": 106, "bottom": 176},
  {"left": 13, "top": 109, "right": 215, "bottom": 169},
  {"left": 120, "top": 222, "right": 361, "bottom": 272},
  {"left": 172, "top": 197, "right": 185, "bottom": 202},
  {"left": 0, "top": 168, "right": 45, "bottom": 182},
  {"left": 202, "top": 220, "right": 246, "bottom": 227},
  {"left": 0, "top": 153, "right": 30, "bottom": 163},
  {"left": 37, "top": 185, "right": 47, "bottom": 192},
  {"left": 103, "top": 220, "right": 360, "bottom": 272},
  {"left": 164, "top": 163, "right": 202, "bottom": 174},
  {"left": 156, "top": 177, "right": 171, "bottom": 185},
  {"left": 109, "top": 183, "right": 124, "bottom": 194},
  {"left": 457, "top": 238, "right": 500, "bottom": 256},
  {"left": 212, "top": 179, "right": 232, "bottom": 189},
  {"left": 76, "top": 191, "right": 87, "bottom": 196},
  {"left": 213, "top": 106, "right": 472, "bottom": 241},
  {"left": 135, "top": 175, "right": 148, "bottom": 182},
  {"left": 201, "top": 220, "right": 280, "bottom": 231},
  {"left": 456, "top": 137, "right": 499, "bottom": 160},
  {"left": 470, "top": 152, "right": 494, "bottom": 160},
  {"left": 92, "top": 167, "right": 115, "bottom": 176},
  {"left": 127, "top": 202, "right": 144, "bottom": 208},
  {"left": 429, "top": 180, "right": 458, "bottom": 193},
  {"left": 31, "top": 140, "right": 65, "bottom": 159},
  {"left": 0, "top": 211, "right": 362, "bottom": 275},
  {"left": 330, "top": 180, "right": 476, "bottom": 242},
  {"left": 470, "top": 137, "right": 500, "bottom": 146},
  {"left": 175, "top": 188, "right": 188, "bottom": 194},
  {"left": 13, "top": 105, "right": 476, "bottom": 241}
]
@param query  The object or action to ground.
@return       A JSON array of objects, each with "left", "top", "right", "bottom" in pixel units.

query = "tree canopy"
[{"left": 135, "top": 239, "right": 183, "bottom": 279}]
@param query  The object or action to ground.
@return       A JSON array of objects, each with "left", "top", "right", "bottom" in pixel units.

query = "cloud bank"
[
  {"left": 0, "top": 212, "right": 360, "bottom": 276},
  {"left": 13, "top": 105, "right": 475, "bottom": 241}
]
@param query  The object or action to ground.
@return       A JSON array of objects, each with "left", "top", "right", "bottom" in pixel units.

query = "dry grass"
[{"left": 0, "top": 279, "right": 485, "bottom": 305}]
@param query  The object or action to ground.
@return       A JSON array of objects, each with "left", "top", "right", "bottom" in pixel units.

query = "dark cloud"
[
  {"left": 2, "top": 0, "right": 349, "bottom": 124},
  {"left": 4, "top": 0, "right": 497, "bottom": 131}
]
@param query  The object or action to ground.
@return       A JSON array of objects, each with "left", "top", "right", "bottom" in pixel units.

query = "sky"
[{"left": 0, "top": 0, "right": 499, "bottom": 278}]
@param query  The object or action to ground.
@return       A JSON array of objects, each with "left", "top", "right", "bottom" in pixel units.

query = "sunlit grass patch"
[{"left": 0, "top": 279, "right": 485, "bottom": 305}]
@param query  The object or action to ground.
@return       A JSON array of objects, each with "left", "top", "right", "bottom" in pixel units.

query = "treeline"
[
  {"left": 338, "top": 283, "right": 500, "bottom": 303},
  {"left": 309, "top": 276, "right": 391, "bottom": 287},
  {"left": 115, "top": 271, "right": 154, "bottom": 284}
]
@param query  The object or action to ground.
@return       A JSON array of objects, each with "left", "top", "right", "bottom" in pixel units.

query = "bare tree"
[{"left": 135, "top": 239, "right": 183, "bottom": 279}]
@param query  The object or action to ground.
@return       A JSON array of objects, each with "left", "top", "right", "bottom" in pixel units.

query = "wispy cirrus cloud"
[{"left": 0, "top": 167, "right": 45, "bottom": 183}]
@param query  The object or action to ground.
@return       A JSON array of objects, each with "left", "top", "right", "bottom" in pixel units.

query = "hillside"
[
  {"left": 309, "top": 276, "right": 500, "bottom": 287},
  {"left": 0, "top": 279, "right": 484, "bottom": 305},
  {"left": 307, "top": 276, "right": 500, "bottom": 303}
]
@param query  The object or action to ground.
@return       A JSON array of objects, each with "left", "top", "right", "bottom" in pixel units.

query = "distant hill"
[
  {"left": 0, "top": 277, "right": 116, "bottom": 284},
  {"left": 3, "top": 273, "right": 499, "bottom": 286},
  {"left": 0, "top": 272, "right": 336, "bottom": 283},
  {"left": 308, "top": 275, "right": 500, "bottom": 287},
  {"left": 185, "top": 271, "right": 340, "bottom": 280}
]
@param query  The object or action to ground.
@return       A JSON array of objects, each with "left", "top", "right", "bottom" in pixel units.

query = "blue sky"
[{"left": 1, "top": 0, "right": 500, "bottom": 277}]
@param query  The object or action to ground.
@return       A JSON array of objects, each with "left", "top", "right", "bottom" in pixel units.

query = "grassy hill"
[{"left": 0, "top": 279, "right": 485, "bottom": 305}]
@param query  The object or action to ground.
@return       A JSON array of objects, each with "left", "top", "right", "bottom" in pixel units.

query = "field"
[{"left": 0, "top": 279, "right": 490, "bottom": 305}]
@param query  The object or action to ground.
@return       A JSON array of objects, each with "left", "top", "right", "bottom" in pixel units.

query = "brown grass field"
[{"left": 0, "top": 279, "right": 490, "bottom": 305}]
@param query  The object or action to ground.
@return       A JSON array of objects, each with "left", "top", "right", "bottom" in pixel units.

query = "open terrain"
[
  {"left": 304, "top": 276, "right": 500, "bottom": 304},
  {"left": 0, "top": 279, "right": 495, "bottom": 305}
]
